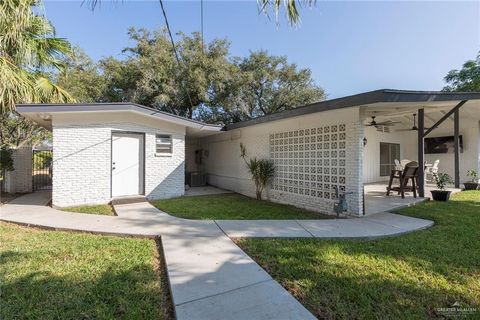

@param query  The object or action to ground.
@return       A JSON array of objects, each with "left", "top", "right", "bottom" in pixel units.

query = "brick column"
[
  {"left": 345, "top": 121, "right": 364, "bottom": 216},
  {"left": 4, "top": 145, "right": 33, "bottom": 193}
]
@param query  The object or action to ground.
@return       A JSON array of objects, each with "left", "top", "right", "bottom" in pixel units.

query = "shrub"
[
  {"left": 0, "top": 148, "right": 14, "bottom": 172},
  {"left": 240, "top": 143, "right": 275, "bottom": 200}
]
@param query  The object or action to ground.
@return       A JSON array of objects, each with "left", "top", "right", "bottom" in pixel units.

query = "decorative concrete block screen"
[{"left": 270, "top": 124, "right": 346, "bottom": 200}]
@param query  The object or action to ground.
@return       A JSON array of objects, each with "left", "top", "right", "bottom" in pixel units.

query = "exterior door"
[{"left": 111, "top": 133, "right": 144, "bottom": 197}]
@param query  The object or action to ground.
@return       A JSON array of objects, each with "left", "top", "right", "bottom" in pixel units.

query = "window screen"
[
  {"left": 380, "top": 142, "right": 400, "bottom": 176},
  {"left": 156, "top": 134, "right": 172, "bottom": 154}
]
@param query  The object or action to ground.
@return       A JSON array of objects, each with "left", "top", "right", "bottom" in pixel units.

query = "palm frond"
[
  {"left": 34, "top": 76, "right": 75, "bottom": 103},
  {"left": 0, "top": 0, "right": 74, "bottom": 113},
  {"left": 257, "top": 0, "right": 315, "bottom": 26},
  {"left": 0, "top": 56, "right": 35, "bottom": 113}
]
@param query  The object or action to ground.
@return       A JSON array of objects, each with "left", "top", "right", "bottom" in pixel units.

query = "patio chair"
[
  {"left": 425, "top": 160, "right": 440, "bottom": 182},
  {"left": 394, "top": 159, "right": 403, "bottom": 170},
  {"left": 386, "top": 161, "right": 419, "bottom": 199},
  {"left": 400, "top": 159, "right": 411, "bottom": 168}
]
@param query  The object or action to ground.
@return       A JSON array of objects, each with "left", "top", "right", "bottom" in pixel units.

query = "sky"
[{"left": 43, "top": 0, "right": 480, "bottom": 99}]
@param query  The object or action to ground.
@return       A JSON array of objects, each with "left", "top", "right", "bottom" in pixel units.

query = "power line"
[
  {"left": 158, "top": 0, "right": 195, "bottom": 115},
  {"left": 201, "top": 0, "right": 204, "bottom": 46}
]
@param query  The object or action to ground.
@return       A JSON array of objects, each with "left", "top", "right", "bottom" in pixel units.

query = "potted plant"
[
  {"left": 430, "top": 173, "right": 453, "bottom": 201},
  {"left": 464, "top": 170, "right": 479, "bottom": 190}
]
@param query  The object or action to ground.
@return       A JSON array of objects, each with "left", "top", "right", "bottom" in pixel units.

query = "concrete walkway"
[{"left": 1, "top": 192, "right": 434, "bottom": 320}]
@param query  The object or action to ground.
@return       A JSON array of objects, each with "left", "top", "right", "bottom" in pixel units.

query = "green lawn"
[
  {"left": 152, "top": 193, "right": 332, "bottom": 220},
  {"left": 0, "top": 223, "right": 172, "bottom": 319},
  {"left": 237, "top": 191, "right": 480, "bottom": 319},
  {"left": 61, "top": 204, "right": 115, "bottom": 215}
]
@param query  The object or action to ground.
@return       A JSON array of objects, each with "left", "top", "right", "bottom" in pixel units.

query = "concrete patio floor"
[
  {"left": 364, "top": 182, "right": 461, "bottom": 215},
  {"left": 0, "top": 191, "right": 434, "bottom": 320},
  {"left": 185, "top": 186, "right": 233, "bottom": 197}
]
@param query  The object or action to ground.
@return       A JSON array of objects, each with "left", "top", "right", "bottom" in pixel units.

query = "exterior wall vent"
[{"left": 376, "top": 126, "right": 390, "bottom": 133}]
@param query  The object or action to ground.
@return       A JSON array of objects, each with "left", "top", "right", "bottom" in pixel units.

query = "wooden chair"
[{"left": 386, "top": 161, "right": 419, "bottom": 198}]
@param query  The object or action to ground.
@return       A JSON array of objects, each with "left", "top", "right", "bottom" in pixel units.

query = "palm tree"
[
  {"left": 258, "top": 0, "right": 315, "bottom": 26},
  {"left": 86, "top": 0, "right": 314, "bottom": 26},
  {"left": 0, "top": 0, "right": 74, "bottom": 148},
  {"left": 0, "top": 0, "right": 73, "bottom": 114}
]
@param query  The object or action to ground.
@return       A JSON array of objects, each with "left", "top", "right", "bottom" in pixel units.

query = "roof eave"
[
  {"left": 225, "top": 89, "right": 480, "bottom": 130},
  {"left": 15, "top": 103, "right": 222, "bottom": 131}
]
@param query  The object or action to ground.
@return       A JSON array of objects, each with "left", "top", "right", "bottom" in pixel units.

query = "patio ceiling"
[{"left": 361, "top": 99, "right": 480, "bottom": 129}]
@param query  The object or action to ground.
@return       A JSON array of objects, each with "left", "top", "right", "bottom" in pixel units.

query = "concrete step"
[{"left": 111, "top": 195, "right": 147, "bottom": 206}]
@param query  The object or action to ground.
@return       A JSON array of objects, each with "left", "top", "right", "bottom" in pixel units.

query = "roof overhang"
[
  {"left": 16, "top": 89, "right": 480, "bottom": 136},
  {"left": 16, "top": 103, "right": 223, "bottom": 137},
  {"left": 225, "top": 89, "right": 480, "bottom": 130}
]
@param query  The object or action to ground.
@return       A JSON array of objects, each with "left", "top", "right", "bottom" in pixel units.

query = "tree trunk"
[{"left": 255, "top": 185, "right": 262, "bottom": 200}]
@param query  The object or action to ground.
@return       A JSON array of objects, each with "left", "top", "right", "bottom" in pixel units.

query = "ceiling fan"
[
  {"left": 364, "top": 116, "right": 399, "bottom": 128},
  {"left": 396, "top": 113, "right": 430, "bottom": 131}
]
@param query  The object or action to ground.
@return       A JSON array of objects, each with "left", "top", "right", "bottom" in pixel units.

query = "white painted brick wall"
[
  {"left": 4, "top": 146, "right": 33, "bottom": 194},
  {"left": 199, "top": 108, "right": 365, "bottom": 216},
  {"left": 52, "top": 120, "right": 185, "bottom": 207},
  {"left": 345, "top": 121, "right": 364, "bottom": 215}
]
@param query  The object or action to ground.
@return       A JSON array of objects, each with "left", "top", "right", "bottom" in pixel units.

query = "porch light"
[{"left": 363, "top": 137, "right": 367, "bottom": 146}]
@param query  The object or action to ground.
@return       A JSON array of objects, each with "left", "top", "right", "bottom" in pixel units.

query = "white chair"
[
  {"left": 400, "top": 159, "right": 411, "bottom": 168},
  {"left": 394, "top": 159, "right": 403, "bottom": 170},
  {"left": 425, "top": 160, "right": 440, "bottom": 182}
]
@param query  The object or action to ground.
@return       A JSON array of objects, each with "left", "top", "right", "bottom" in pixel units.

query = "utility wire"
[
  {"left": 158, "top": 0, "right": 195, "bottom": 116},
  {"left": 200, "top": 0, "right": 204, "bottom": 49}
]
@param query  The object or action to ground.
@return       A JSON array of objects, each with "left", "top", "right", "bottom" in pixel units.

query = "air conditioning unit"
[{"left": 190, "top": 172, "right": 207, "bottom": 187}]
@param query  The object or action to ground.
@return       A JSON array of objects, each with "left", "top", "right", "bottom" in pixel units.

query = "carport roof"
[{"left": 225, "top": 89, "right": 480, "bottom": 130}]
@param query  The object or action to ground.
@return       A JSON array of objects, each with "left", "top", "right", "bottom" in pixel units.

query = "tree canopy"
[
  {"left": 58, "top": 28, "right": 325, "bottom": 124},
  {"left": 443, "top": 51, "right": 480, "bottom": 92}
]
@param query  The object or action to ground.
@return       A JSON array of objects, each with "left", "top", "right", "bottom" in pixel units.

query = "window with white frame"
[{"left": 156, "top": 134, "right": 172, "bottom": 154}]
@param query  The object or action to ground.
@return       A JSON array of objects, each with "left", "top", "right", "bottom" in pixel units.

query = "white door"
[{"left": 111, "top": 133, "right": 144, "bottom": 197}]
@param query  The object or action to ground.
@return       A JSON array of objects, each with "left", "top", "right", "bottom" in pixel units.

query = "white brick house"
[{"left": 17, "top": 89, "right": 480, "bottom": 215}]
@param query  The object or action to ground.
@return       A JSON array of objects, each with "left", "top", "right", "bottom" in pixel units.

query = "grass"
[
  {"left": 0, "top": 223, "right": 172, "bottom": 319},
  {"left": 152, "top": 193, "right": 332, "bottom": 220},
  {"left": 237, "top": 191, "right": 480, "bottom": 319},
  {"left": 61, "top": 204, "right": 115, "bottom": 216}
]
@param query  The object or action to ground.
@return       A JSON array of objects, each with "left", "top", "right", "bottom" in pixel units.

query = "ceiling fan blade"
[
  {"left": 376, "top": 122, "right": 396, "bottom": 127},
  {"left": 375, "top": 121, "right": 400, "bottom": 126}
]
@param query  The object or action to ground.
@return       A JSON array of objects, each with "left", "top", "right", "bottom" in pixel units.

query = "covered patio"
[
  {"left": 364, "top": 182, "right": 461, "bottom": 214},
  {"left": 361, "top": 90, "right": 480, "bottom": 214}
]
